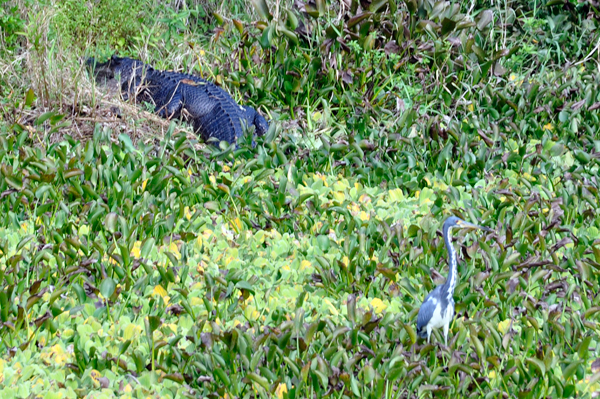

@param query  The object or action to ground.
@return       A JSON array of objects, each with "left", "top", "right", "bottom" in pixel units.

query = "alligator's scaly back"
[{"left": 86, "top": 55, "right": 268, "bottom": 145}]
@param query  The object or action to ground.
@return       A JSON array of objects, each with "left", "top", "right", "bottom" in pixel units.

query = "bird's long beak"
[{"left": 457, "top": 220, "right": 493, "bottom": 232}]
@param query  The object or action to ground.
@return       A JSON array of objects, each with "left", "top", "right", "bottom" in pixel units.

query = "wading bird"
[{"left": 416, "top": 216, "right": 491, "bottom": 345}]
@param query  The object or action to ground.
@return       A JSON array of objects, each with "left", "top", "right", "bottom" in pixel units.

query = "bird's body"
[
  {"left": 417, "top": 285, "right": 454, "bottom": 343},
  {"left": 416, "top": 216, "right": 490, "bottom": 345}
]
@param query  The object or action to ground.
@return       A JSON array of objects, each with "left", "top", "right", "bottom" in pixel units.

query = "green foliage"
[
  {"left": 0, "top": 0, "right": 30, "bottom": 50},
  {"left": 1, "top": 0, "right": 600, "bottom": 398},
  {"left": 52, "top": 0, "right": 152, "bottom": 50}
]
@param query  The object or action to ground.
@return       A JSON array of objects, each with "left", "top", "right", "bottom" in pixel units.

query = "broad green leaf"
[
  {"left": 100, "top": 277, "right": 116, "bottom": 299},
  {"left": 118, "top": 134, "right": 136, "bottom": 153}
]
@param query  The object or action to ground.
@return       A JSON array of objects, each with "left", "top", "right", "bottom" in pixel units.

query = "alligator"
[{"left": 86, "top": 55, "right": 269, "bottom": 146}]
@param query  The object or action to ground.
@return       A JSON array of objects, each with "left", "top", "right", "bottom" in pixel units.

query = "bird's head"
[{"left": 444, "top": 216, "right": 492, "bottom": 232}]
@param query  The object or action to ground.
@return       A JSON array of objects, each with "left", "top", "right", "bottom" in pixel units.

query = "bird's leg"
[{"left": 443, "top": 323, "right": 449, "bottom": 347}]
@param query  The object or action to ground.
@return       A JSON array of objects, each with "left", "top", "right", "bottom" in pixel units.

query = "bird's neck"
[{"left": 442, "top": 227, "right": 458, "bottom": 299}]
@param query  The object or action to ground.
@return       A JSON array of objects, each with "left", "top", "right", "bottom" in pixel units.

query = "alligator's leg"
[
  {"left": 156, "top": 87, "right": 184, "bottom": 120},
  {"left": 179, "top": 85, "right": 225, "bottom": 142},
  {"left": 120, "top": 76, "right": 143, "bottom": 102},
  {"left": 180, "top": 86, "right": 216, "bottom": 116}
]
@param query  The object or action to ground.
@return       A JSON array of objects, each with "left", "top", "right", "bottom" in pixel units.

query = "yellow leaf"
[
  {"left": 230, "top": 217, "right": 242, "bottom": 232},
  {"left": 388, "top": 188, "right": 404, "bottom": 202},
  {"left": 370, "top": 298, "right": 387, "bottom": 314},
  {"left": 131, "top": 241, "right": 141, "bottom": 258},
  {"left": 314, "top": 172, "right": 326, "bottom": 183},
  {"left": 347, "top": 203, "right": 360, "bottom": 215},
  {"left": 142, "top": 179, "right": 148, "bottom": 191},
  {"left": 468, "top": 103, "right": 474, "bottom": 112},
  {"left": 332, "top": 191, "right": 345, "bottom": 202},
  {"left": 197, "top": 263, "right": 205, "bottom": 275},
  {"left": 190, "top": 297, "right": 203, "bottom": 306},
  {"left": 522, "top": 172, "right": 536, "bottom": 182},
  {"left": 497, "top": 319, "right": 511, "bottom": 335},
  {"left": 432, "top": 180, "right": 448, "bottom": 190},
  {"left": 359, "top": 211, "right": 370, "bottom": 221},
  {"left": 323, "top": 298, "right": 338, "bottom": 316},
  {"left": 543, "top": 123, "right": 554, "bottom": 131},
  {"left": 275, "top": 383, "right": 288, "bottom": 399},
  {"left": 244, "top": 306, "right": 259, "bottom": 320},
  {"left": 166, "top": 323, "right": 177, "bottom": 334},
  {"left": 90, "top": 369, "right": 101, "bottom": 384},
  {"left": 311, "top": 221, "right": 324, "bottom": 233},
  {"left": 153, "top": 285, "right": 168, "bottom": 298},
  {"left": 153, "top": 285, "right": 170, "bottom": 304},
  {"left": 300, "top": 260, "right": 311, "bottom": 271},
  {"left": 40, "top": 344, "right": 72, "bottom": 366},
  {"left": 169, "top": 241, "right": 181, "bottom": 259},
  {"left": 123, "top": 324, "right": 141, "bottom": 340}
]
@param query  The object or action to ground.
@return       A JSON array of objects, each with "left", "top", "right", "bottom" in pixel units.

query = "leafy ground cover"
[{"left": 1, "top": 0, "right": 600, "bottom": 398}]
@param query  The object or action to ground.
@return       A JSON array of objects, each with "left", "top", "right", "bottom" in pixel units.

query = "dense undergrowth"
[{"left": 1, "top": 0, "right": 600, "bottom": 398}]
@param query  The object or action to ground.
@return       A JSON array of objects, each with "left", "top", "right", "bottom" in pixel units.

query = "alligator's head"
[
  {"left": 86, "top": 55, "right": 145, "bottom": 85},
  {"left": 254, "top": 113, "right": 269, "bottom": 137}
]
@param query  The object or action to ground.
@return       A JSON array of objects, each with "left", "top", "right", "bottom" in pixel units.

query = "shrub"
[{"left": 52, "top": 0, "right": 152, "bottom": 50}]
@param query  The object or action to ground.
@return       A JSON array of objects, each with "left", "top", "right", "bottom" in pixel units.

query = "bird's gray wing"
[{"left": 416, "top": 285, "right": 442, "bottom": 338}]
